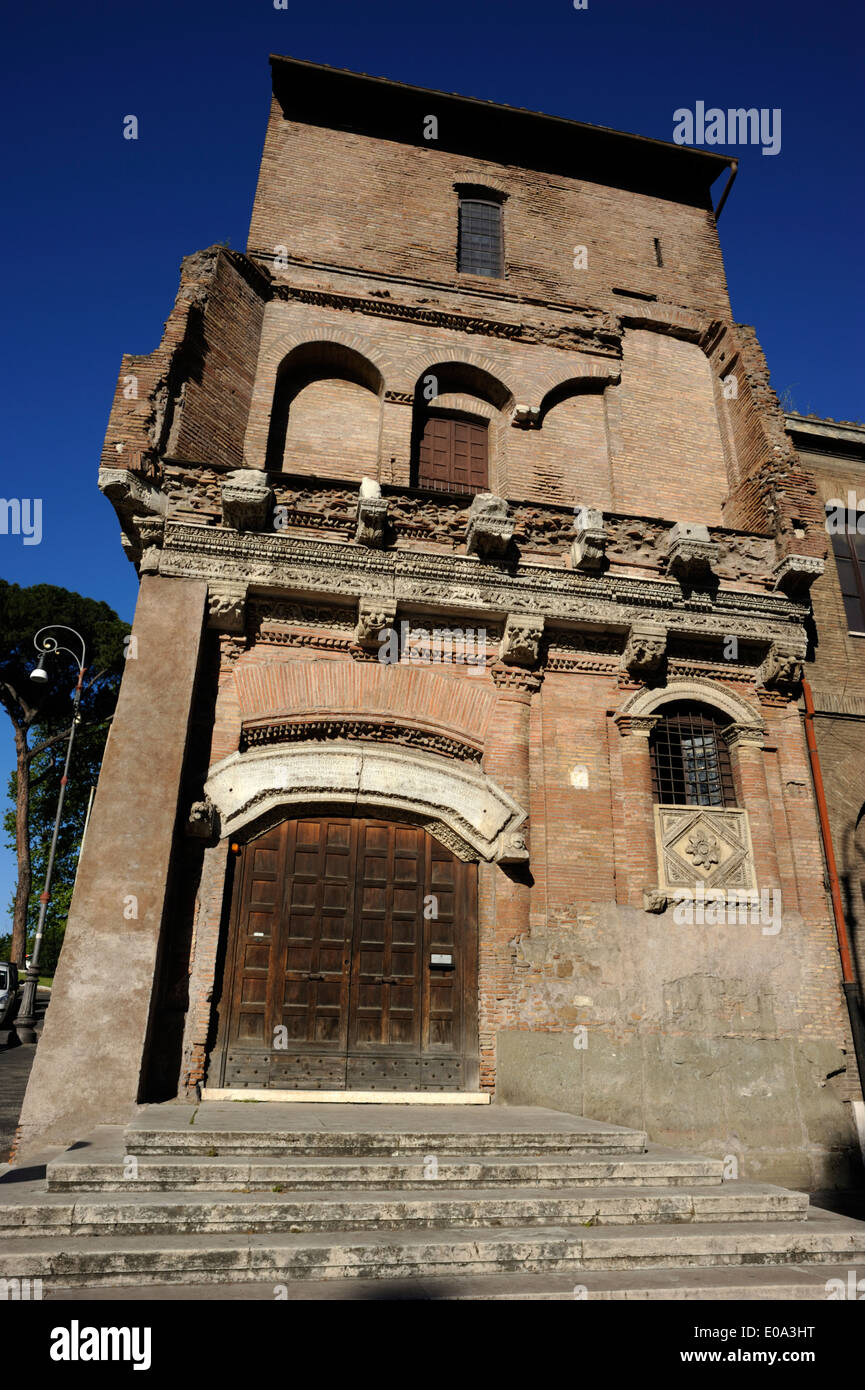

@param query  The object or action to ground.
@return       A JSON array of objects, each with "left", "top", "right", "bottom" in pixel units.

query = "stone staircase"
[{"left": 3, "top": 1102, "right": 865, "bottom": 1299}]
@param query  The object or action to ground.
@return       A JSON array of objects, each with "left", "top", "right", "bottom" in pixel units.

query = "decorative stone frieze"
[
  {"left": 621, "top": 620, "right": 667, "bottom": 679},
  {"left": 772, "top": 553, "right": 825, "bottom": 597},
  {"left": 570, "top": 506, "right": 607, "bottom": 571},
  {"left": 208, "top": 580, "right": 247, "bottom": 633},
  {"left": 511, "top": 403, "right": 540, "bottom": 429},
  {"left": 221, "top": 469, "right": 273, "bottom": 533},
  {"left": 465, "top": 493, "right": 515, "bottom": 559},
  {"left": 757, "top": 637, "right": 807, "bottom": 690},
  {"left": 665, "top": 522, "right": 720, "bottom": 581},
  {"left": 500, "top": 613, "right": 544, "bottom": 668},
  {"left": 654, "top": 804, "right": 758, "bottom": 894},
  {"left": 354, "top": 477, "right": 390, "bottom": 548},
  {"left": 355, "top": 597, "right": 397, "bottom": 647}
]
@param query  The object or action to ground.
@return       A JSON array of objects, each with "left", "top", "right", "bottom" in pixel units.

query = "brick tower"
[{"left": 17, "top": 57, "right": 862, "bottom": 1188}]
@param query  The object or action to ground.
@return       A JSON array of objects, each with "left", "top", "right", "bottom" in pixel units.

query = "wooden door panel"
[{"left": 216, "top": 815, "right": 477, "bottom": 1090}]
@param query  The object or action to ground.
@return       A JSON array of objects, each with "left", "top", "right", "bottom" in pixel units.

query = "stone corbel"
[
  {"left": 355, "top": 597, "right": 397, "bottom": 648},
  {"left": 185, "top": 797, "right": 218, "bottom": 839},
  {"left": 511, "top": 404, "right": 540, "bottom": 429},
  {"left": 221, "top": 469, "right": 273, "bottom": 533},
  {"left": 495, "top": 828, "right": 530, "bottom": 864},
  {"left": 500, "top": 613, "right": 544, "bottom": 668},
  {"left": 772, "top": 553, "right": 825, "bottom": 597},
  {"left": 135, "top": 517, "right": 165, "bottom": 576},
  {"left": 757, "top": 637, "right": 807, "bottom": 691},
  {"left": 208, "top": 580, "right": 248, "bottom": 634},
  {"left": 621, "top": 620, "right": 667, "bottom": 679},
  {"left": 354, "top": 477, "right": 389, "bottom": 548},
  {"left": 465, "top": 493, "right": 515, "bottom": 559},
  {"left": 642, "top": 888, "right": 668, "bottom": 914},
  {"left": 665, "top": 522, "right": 720, "bottom": 581},
  {"left": 570, "top": 506, "right": 607, "bottom": 571}
]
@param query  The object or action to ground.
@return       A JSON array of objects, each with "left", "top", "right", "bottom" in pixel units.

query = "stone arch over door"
[{"left": 204, "top": 741, "right": 528, "bottom": 864}]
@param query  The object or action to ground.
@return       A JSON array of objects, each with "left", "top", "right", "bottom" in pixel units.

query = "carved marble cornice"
[{"left": 158, "top": 524, "right": 807, "bottom": 655}]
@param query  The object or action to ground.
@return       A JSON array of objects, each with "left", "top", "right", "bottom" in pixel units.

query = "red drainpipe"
[{"left": 802, "top": 678, "right": 865, "bottom": 1095}]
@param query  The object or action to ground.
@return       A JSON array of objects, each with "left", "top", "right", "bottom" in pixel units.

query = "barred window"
[
  {"left": 650, "top": 703, "right": 736, "bottom": 808},
  {"left": 457, "top": 198, "right": 504, "bottom": 278}
]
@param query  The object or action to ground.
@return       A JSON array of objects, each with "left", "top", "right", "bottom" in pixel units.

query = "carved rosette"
[
  {"left": 221, "top": 470, "right": 273, "bottom": 533},
  {"left": 500, "top": 613, "right": 544, "bottom": 668},
  {"left": 621, "top": 620, "right": 667, "bottom": 679},
  {"left": 654, "top": 805, "right": 757, "bottom": 893},
  {"left": 465, "top": 493, "right": 515, "bottom": 559},
  {"left": 355, "top": 597, "right": 397, "bottom": 647}
]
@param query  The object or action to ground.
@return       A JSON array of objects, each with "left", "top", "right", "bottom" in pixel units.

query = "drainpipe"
[
  {"left": 713, "top": 159, "right": 738, "bottom": 222},
  {"left": 801, "top": 679, "right": 865, "bottom": 1121}
]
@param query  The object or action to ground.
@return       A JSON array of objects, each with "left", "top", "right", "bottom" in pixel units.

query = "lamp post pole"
[{"left": 15, "top": 626, "right": 87, "bottom": 1044}]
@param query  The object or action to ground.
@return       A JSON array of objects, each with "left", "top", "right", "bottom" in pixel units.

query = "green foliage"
[{"left": 0, "top": 579, "right": 129, "bottom": 966}]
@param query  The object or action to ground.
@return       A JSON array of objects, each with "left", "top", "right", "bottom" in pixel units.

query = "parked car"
[{"left": 0, "top": 962, "right": 19, "bottom": 1029}]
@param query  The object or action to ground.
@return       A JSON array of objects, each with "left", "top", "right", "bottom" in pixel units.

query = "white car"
[{"left": 0, "top": 962, "right": 19, "bottom": 1030}]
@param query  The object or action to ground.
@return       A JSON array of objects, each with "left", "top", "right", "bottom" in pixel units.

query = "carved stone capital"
[
  {"left": 666, "top": 522, "right": 720, "bottom": 581},
  {"left": 136, "top": 517, "right": 165, "bottom": 576},
  {"left": 757, "top": 637, "right": 807, "bottom": 690},
  {"left": 773, "top": 553, "right": 825, "bottom": 597},
  {"left": 511, "top": 403, "right": 540, "bottom": 429},
  {"left": 208, "top": 580, "right": 247, "bottom": 634},
  {"left": 354, "top": 478, "right": 389, "bottom": 548},
  {"left": 465, "top": 493, "right": 515, "bottom": 559},
  {"left": 500, "top": 613, "right": 544, "bottom": 668},
  {"left": 613, "top": 713, "right": 660, "bottom": 738},
  {"left": 621, "top": 620, "right": 667, "bottom": 679},
  {"left": 722, "top": 721, "right": 765, "bottom": 750},
  {"left": 221, "top": 469, "right": 273, "bottom": 533},
  {"left": 570, "top": 506, "right": 607, "bottom": 571},
  {"left": 355, "top": 597, "right": 397, "bottom": 647}
]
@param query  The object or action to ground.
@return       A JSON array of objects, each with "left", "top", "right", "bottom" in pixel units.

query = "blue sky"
[{"left": 1, "top": 0, "right": 863, "bottom": 914}]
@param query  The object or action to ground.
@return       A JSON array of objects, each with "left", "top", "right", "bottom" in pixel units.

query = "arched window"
[{"left": 650, "top": 702, "right": 736, "bottom": 808}]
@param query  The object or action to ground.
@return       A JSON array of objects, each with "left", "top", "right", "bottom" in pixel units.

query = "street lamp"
[{"left": 15, "top": 626, "right": 87, "bottom": 1044}]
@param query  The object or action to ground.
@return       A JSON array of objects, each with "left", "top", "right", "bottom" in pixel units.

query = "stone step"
[
  {"left": 3, "top": 1211, "right": 864, "bottom": 1287},
  {"left": 39, "top": 1263, "right": 865, "bottom": 1301},
  {"left": 2, "top": 1181, "right": 808, "bottom": 1236},
  {"left": 47, "top": 1148, "right": 724, "bottom": 1192},
  {"left": 124, "top": 1102, "right": 648, "bottom": 1157}
]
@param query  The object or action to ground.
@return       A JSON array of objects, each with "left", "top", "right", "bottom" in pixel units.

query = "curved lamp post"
[{"left": 15, "top": 626, "right": 87, "bottom": 1044}]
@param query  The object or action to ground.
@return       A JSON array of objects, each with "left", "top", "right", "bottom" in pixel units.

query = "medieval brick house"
[{"left": 17, "top": 58, "right": 863, "bottom": 1188}]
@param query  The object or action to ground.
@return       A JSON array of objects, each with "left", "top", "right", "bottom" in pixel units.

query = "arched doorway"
[{"left": 208, "top": 815, "right": 479, "bottom": 1091}]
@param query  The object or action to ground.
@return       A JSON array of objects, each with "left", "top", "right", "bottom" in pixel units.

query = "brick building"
[{"left": 17, "top": 58, "right": 864, "bottom": 1189}]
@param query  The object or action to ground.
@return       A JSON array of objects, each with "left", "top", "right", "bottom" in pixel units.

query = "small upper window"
[
  {"left": 457, "top": 197, "right": 504, "bottom": 278},
  {"left": 650, "top": 702, "right": 736, "bottom": 809},
  {"left": 827, "top": 507, "right": 865, "bottom": 634}
]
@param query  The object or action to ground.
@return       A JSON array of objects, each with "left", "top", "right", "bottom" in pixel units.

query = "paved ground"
[{"left": 0, "top": 989, "right": 48, "bottom": 1160}]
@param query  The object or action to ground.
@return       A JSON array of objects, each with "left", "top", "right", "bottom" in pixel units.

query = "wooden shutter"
[{"left": 417, "top": 414, "right": 488, "bottom": 494}]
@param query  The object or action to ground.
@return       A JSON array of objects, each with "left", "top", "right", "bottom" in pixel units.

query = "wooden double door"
[{"left": 212, "top": 816, "right": 479, "bottom": 1091}]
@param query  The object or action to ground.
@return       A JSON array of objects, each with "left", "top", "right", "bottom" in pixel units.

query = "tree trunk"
[{"left": 11, "top": 725, "right": 31, "bottom": 965}]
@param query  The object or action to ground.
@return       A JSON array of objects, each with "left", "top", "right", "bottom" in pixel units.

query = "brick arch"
[
  {"left": 231, "top": 660, "right": 496, "bottom": 751},
  {"left": 401, "top": 347, "right": 516, "bottom": 408},
  {"left": 264, "top": 326, "right": 392, "bottom": 392},
  {"left": 536, "top": 361, "right": 621, "bottom": 420}
]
